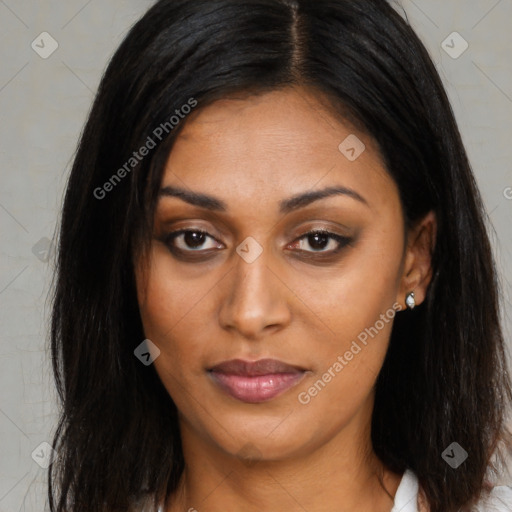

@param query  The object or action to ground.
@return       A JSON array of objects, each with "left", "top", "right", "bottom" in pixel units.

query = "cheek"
[
  {"left": 292, "top": 223, "right": 403, "bottom": 407},
  {"left": 136, "top": 245, "right": 215, "bottom": 338},
  {"left": 134, "top": 246, "right": 214, "bottom": 385},
  {"left": 298, "top": 225, "right": 403, "bottom": 344}
]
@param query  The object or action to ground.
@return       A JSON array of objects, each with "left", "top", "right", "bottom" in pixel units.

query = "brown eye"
[
  {"left": 164, "top": 229, "right": 223, "bottom": 252},
  {"left": 305, "top": 232, "right": 331, "bottom": 250},
  {"left": 290, "top": 230, "right": 352, "bottom": 254},
  {"left": 181, "top": 231, "right": 207, "bottom": 248}
]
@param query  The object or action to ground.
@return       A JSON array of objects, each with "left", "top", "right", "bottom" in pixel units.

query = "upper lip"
[{"left": 208, "top": 358, "right": 306, "bottom": 376}]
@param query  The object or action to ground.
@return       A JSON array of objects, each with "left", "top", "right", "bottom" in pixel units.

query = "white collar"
[{"left": 390, "top": 469, "right": 420, "bottom": 512}]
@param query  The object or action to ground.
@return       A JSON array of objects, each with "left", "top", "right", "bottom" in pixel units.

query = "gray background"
[{"left": 0, "top": 1, "right": 511, "bottom": 510}]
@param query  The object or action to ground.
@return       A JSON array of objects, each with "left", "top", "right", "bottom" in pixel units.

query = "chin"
[{"left": 206, "top": 411, "right": 322, "bottom": 463}]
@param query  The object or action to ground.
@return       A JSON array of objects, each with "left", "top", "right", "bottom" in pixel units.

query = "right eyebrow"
[{"left": 158, "top": 185, "right": 227, "bottom": 211}]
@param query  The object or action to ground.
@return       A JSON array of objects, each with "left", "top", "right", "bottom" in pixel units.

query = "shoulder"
[
  {"left": 392, "top": 470, "right": 512, "bottom": 512},
  {"left": 470, "top": 484, "right": 512, "bottom": 511}
]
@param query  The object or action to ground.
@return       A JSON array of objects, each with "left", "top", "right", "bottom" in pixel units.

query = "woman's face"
[{"left": 135, "top": 87, "right": 414, "bottom": 462}]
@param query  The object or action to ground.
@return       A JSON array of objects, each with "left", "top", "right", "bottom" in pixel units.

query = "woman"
[{"left": 48, "top": 0, "right": 512, "bottom": 511}]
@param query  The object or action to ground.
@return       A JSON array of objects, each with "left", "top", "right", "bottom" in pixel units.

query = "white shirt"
[{"left": 391, "top": 469, "right": 512, "bottom": 511}]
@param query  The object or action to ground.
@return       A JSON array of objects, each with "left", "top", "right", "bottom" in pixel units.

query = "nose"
[{"left": 218, "top": 248, "right": 292, "bottom": 340}]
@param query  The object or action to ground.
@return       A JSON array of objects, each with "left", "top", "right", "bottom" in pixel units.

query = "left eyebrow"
[{"left": 157, "top": 184, "right": 369, "bottom": 213}]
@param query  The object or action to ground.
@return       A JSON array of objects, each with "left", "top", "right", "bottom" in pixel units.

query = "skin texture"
[{"left": 134, "top": 86, "right": 436, "bottom": 512}]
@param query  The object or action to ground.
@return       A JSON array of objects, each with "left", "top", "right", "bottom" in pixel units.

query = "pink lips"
[{"left": 208, "top": 358, "right": 306, "bottom": 403}]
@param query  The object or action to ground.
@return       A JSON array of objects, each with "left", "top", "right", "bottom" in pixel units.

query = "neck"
[{"left": 166, "top": 398, "right": 402, "bottom": 512}]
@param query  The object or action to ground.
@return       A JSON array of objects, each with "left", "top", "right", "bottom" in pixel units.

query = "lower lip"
[{"left": 209, "top": 371, "right": 306, "bottom": 403}]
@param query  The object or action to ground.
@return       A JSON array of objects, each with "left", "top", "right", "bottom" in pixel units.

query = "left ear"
[{"left": 396, "top": 210, "right": 437, "bottom": 310}]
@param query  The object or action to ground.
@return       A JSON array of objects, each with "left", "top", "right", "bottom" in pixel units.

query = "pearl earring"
[{"left": 405, "top": 291, "right": 416, "bottom": 310}]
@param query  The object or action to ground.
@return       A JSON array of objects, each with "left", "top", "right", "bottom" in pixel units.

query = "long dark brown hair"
[{"left": 48, "top": 1, "right": 512, "bottom": 511}]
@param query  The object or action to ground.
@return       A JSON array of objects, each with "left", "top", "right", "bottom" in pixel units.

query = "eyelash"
[{"left": 162, "top": 228, "right": 353, "bottom": 260}]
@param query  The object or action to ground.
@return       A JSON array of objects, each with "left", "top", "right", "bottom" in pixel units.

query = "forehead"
[{"left": 160, "top": 87, "right": 396, "bottom": 213}]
